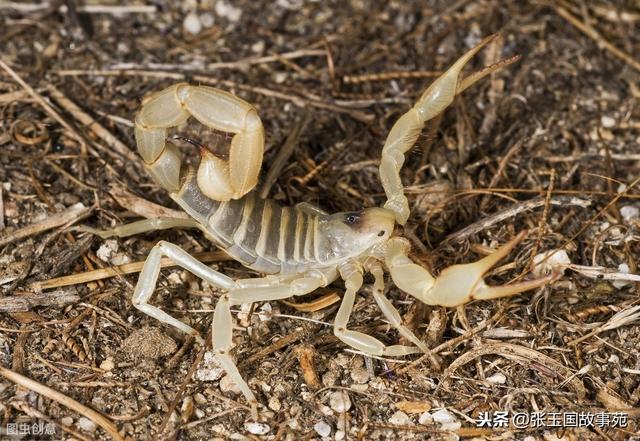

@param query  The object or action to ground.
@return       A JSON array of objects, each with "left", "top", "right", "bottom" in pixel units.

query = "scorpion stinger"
[{"left": 77, "top": 35, "right": 560, "bottom": 419}]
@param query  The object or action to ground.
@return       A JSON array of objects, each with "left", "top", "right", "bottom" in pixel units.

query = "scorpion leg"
[
  {"left": 385, "top": 232, "right": 557, "bottom": 308},
  {"left": 367, "top": 261, "right": 428, "bottom": 353},
  {"left": 335, "top": 263, "right": 421, "bottom": 357},
  {"left": 131, "top": 240, "right": 261, "bottom": 416},
  {"left": 132, "top": 240, "right": 236, "bottom": 343},
  {"left": 379, "top": 34, "right": 519, "bottom": 225},
  {"left": 213, "top": 269, "right": 336, "bottom": 419},
  {"left": 133, "top": 244, "right": 336, "bottom": 419},
  {"left": 73, "top": 217, "right": 201, "bottom": 239}
]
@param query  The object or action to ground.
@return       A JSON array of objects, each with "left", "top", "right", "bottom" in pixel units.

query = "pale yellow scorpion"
[{"left": 81, "top": 35, "right": 555, "bottom": 417}]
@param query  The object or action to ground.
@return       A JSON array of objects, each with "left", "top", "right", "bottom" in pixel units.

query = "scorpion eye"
[{"left": 343, "top": 213, "right": 361, "bottom": 226}]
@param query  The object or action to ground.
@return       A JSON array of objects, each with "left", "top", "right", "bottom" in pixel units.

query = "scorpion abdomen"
[{"left": 171, "top": 170, "right": 327, "bottom": 275}]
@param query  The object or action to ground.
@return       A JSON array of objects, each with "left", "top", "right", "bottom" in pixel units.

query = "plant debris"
[{"left": 0, "top": 1, "right": 639, "bottom": 440}]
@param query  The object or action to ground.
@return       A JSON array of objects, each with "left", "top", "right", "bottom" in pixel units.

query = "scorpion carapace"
[{"left": 79, "top": 34, "right": 556, "bottom": 418}]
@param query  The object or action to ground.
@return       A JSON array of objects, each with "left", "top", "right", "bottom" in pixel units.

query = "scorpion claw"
[{"left": 387, "top": 231, "right": 556, "bottom": 307}]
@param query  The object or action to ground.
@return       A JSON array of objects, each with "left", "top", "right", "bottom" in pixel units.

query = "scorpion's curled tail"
[{"left": 134, "top": 83, "right": 265, "bottom": 202}]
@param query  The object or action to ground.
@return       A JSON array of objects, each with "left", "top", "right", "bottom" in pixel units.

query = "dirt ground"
[{"left": 0, "top": 1, "right": 639, "bottom": 440}]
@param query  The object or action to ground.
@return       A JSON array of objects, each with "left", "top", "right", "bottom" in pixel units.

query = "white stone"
[
  {"left": 61, "top": 417, "right": 73, "bottom": 426},
  {"left": 532, "top": 249, "right": 571, "bottom": 276},
  {"left": 613, "top": 263, "right": 632, "bottom": 289},
  {"left": 244, "top": 422, "right": 270, "bottom": 435},
  {"left": 220, "top": 374, "right": 242, "bottom": 395},
  {"left": 96, "top": 239, "right": 119, "bottom": 262},
  {"left": 215, "top": 1, "right": 242, "bottom": 21},
  {"left": 200, "top": 13, "right": 215, "bottom": 27},
  {"left": 620, "top": 205, "right": 639, "bottom": 221},
  {"left": 486, "top": 372, "right": 507, "bottom": 384},
  {"left": 111, "top": 253, "right": 130, "bottom": 266},
  {"left": 441, "top": 421, "right": 462, "bottom": 431},
  {"left": 350, "top": 365, "right": 369, "bottom": 384},
  {"left": 314, "top": 421, "right": 331, "bottom": 437},
  {"left": 183, "top": 11, "right": 202, "bottom": 35},
  {"left": 258, "top": 302, "right": 272, "bottom": 321},
  {"left": 78, "top": 417, "right": 97, "bottom": 433},
  {"left": 328, "top": 391, "right": 351, "bottom": 413},
  {"left": 432, "top": 409, "right": 457, "bottom": 424},
  {"left": 99, "top": 357, "right": 114, "bottom": 371},
  {"left": 418, "top": 411, "right": 433, "bottom": 425},
  {"left": 251, "top": 41, "right": 265, "bottom": 53},
  {"left": 601, "top": 116, "right": 616, "bottom": 128},
  {"left": 335, "top": 430, "right": 345, "bottom": 441},
  {"left": 196, "top": 351, "right": 225, "bottom": 381},
  {"left": 268, "top": 396, "right": 281, "bottom": 412},
  {"left": 389, "top": 410, "right": 411, "bottom": 425}
]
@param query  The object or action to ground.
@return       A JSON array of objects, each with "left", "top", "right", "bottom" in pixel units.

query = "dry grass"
[{"left": 0, "top": 1, "right": 639, "bottom": 440}]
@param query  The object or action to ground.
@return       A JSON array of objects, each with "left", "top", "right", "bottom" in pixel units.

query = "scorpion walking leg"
[
  {"left": 74, "top": 217, "right": 201, "bottom": 239},
  {"left": 367, "top": 261, "right": 428, "bottom": 353},
  {"left": 132, "top": 240, "right": 236, "bottom": 343},
  {"left": 134, "top": 245, "right": 334, "bottom": 418},
  {"left": 335, "top": 263, "right": 421, "bottom": 357},
  {"left": 379, "top": 34, "right": 519, "bottom": 224},
  {"left": 213, "top": 269, "right": 335, "bottom": 419}
]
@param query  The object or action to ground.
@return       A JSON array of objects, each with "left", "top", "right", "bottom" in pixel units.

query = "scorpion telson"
[{"left": 78, "top": 34, "right": 556, "bottom": 419}]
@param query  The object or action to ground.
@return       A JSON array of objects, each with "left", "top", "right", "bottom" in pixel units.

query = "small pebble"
[
  {"left": 350, "top": 365, "right": 369, "bottom": 384},
  {"left": 196, "top": 351, "right": 225, "bottom": 381},
  {"left": 78, "top": 417, "right": 97, "bottom": 433},
  {"left": 96, "top": 240, "right": 119, "bottom": 262},
  {"left": 244, "top": 422, "right": 270, "bottom": 435},
  {"left": 99, "top": 357, "right": 114, "bottom": 371},
  {"left": 61, "top": 417, "right": 73, "bottom": 426},
  {"left": 328, "top": 391, "right": 352, "bottom": 413},
  {"left": 200, "top": 13, "right": 215, "bottom": 27},
  {"left": 613, "top": 263, "right": 632, "bottom": 289},
  {"left": 220, "top": 374, "right": 242, "bottom": 395},
  {"left": 215, "top": 0, "right": 242, "bottom": 21},
  {"left": 532, "top": 249, "right": 571, "bottom": 277},
  {"left": 389, "top": 410, "right": 411, "bottom": 425},
  {"left": 335, "top": 430, "right": 346, "bottom": 441},
  {"left": 620, "top": 205, "right": 639, "bottom": 221},
  {"left": 258, "top": 302, "right": 272, "bottom": 321},
  {"left": 418, "top": 411, "right": 433, "bottom": 425},
  {"left": 601, "top": 115, "right": 616, "bottom": 128},
  {"left": 268, "top": 396, "right": 281, "bottom": 412},
  {"left": 251, "top": 41, "right": 265, "bottom": 53},
  {"left": 111, "top": 253, "right": 130, "bottom": 266},
  {"left": 486, "top": 372, "right": 507, "bottom": 384},
  {"left": 441, "top": 421, "right": 462, "bottom": 431},
  {"left": 314, "top": 421, "right": 331, "bottom": 437},
  {"left": 432, "top": 409, "right": 457, "bottom": 424},
  {"left": 183, "top": 11, "right": 202, "bottom": 35}
]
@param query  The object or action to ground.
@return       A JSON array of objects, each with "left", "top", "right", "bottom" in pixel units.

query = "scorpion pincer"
[{"left": 79, "top": 35, "right": 557, "bottom": 418}]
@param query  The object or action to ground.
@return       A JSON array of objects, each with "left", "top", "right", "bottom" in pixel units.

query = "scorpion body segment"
[
  {"left": 80, "top": 35, "right": 557, "bottom": 419},
  {"left": 172, "top": 171, "right": 395, "bottom": 275}
]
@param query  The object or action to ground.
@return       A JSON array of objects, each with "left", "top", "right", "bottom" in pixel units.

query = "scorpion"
[{"left": 80, "top": 34, "right": 556, "bottom": 418}]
